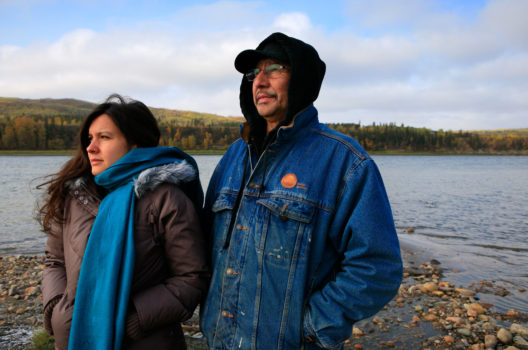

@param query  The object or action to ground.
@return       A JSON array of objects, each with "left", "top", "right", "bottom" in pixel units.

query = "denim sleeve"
[
  {"left": 203, "top": 161, "right": 220, "bottom": 241},
  {"left": 303, "top": 159, "right": 403, "bottom": 348}
]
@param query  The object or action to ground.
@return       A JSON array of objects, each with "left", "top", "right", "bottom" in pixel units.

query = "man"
[{"left": 201, "top": 32, "right": 402, "bottom": 350}]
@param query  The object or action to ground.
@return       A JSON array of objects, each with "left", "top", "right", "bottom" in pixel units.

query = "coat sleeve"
[
  {"left": 131, "top": 185, "right": 209, "bottom": 333},
  {"left": 42, "top": 219, "right": 67, "bottom": 335},
  {"left": 303, "top": 159, "right": 403, "bottom": 349}
]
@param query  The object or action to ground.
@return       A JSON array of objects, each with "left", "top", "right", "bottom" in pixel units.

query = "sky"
[{"left": 1, "top": 0, "right": 527, "bottom": 131}]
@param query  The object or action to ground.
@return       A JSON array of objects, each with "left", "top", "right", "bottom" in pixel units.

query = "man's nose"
[{"left": 253, "top": 70, "right": 269, "bottom": 86}]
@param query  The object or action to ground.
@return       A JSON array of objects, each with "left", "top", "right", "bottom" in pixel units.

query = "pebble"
[
  {"left": 513, "top": 335, "right": 528, "bottom": 349},
  {"left": 444, "top": 335, "right": 455, "bottom": 344},
  {"left": 0, "top": 255, "right": 45, "bottom": 348},
  {"left": 508, "top": 310, "right": 522, "bottom": 318},
  {"left": 446, "top": 316, "right": 464, "bottom": 324},
  {"left": 469, "top": 303, "right": 486, "bottom": 314},
  {"left": 2, "top": 254, "right": 527, "bottom": 350},
  {"left": 422, "top": 282, "right": 438, "bottom": 293},
  {"left": 456, "top": 288, "right": 476, "bottom": 297},
  {"left": 498, "top": 328, "right": 514, "bottom": 344},
  {"left": 485, "top": 334, "right": 498, "bottom": 348},
  {"left": 352, "top": 327, "right": 364, "bottom": 336},
  {"left": 512, "top": 323, "right": 528, "bottom": 338},
  {"left": 457, "top": 327, "right": 472, "bottom": 336}
]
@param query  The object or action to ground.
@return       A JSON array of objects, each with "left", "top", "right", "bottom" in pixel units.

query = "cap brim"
[{"left": 234, "top": 49, "right": 269, "bottom": 73}]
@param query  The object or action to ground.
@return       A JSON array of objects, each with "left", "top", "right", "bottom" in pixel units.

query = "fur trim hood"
[
  {"left": 67, "top": 161, "right": 198, "bottom": 200},
  {"left": 134, "top": 161, "right": 196, "bottom": 198}
]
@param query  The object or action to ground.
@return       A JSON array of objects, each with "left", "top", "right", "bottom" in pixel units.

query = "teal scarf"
[{"left": 69, "top": 147, "right": 199, "bottom": 349}]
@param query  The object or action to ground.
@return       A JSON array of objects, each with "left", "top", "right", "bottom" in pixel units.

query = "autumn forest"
[{"left": 1, "top": 97, "right": 527, "bottom": 154}]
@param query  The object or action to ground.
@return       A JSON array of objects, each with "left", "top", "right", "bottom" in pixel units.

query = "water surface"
[{"left": 1, "top": 155, "right": 527, "bottom": 312}]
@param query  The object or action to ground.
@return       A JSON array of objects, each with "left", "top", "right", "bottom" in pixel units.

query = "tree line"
[{"left": 1, "top": 115, "right": 527, "bottom": 154}]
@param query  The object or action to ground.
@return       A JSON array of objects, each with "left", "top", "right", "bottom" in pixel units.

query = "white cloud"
[
  {"left": 0, "top": 0, "right": 527, "bottom": 130},
  {"left": 273, "top": 12, "right": 312, "bottom": 36}
]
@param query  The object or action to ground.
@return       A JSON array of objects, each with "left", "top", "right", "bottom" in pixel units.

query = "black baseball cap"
[{"left": 235, "top": 41, "right": 289, "bottom": 73}]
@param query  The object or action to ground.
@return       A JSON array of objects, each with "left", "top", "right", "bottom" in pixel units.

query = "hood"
[
  {"left": 67, "top": 161, "right": 200, "bottom": 203},
  {"left": 134, "top": 161, "right": 196, "bottom": 198},
  {"left": 236, "top": 32, "right": 326, "bottom": 147}
]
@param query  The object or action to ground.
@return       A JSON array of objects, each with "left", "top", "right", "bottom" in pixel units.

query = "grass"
[
  {"left": 0, "top": 150, "right": 75, "bottom": 156},
  {"left": 29, "top": 328, "right": 54, "bottom": 350},
  {"left": 0, "top": 149, "right": 227, "bottom": 156},
  {"left": 27, "top": 328, "right": 208, "bottom": 349}
]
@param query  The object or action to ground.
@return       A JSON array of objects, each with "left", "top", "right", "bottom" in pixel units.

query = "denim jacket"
[{"left": 201, "top": 105, "right": 402, "bottom": 349}]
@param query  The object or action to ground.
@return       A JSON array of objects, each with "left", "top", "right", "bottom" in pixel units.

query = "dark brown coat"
[{"left": 41, "top": 168, "right": 209, "bottom": 350}]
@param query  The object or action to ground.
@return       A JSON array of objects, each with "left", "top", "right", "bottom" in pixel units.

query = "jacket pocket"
[
  {"left": 210, "top": 193, "right": 237, "bottom": 252},
  {"left": 50, "top": 293, "right": 74, "bottom": 350},
  {"left": 256, "top": 197, "right": 315, "bottom": 268}
]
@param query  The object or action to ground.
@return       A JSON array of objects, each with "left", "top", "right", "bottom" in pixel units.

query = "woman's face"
[{"left": 86, "top": 114, "right": 132, "bottom": 176}]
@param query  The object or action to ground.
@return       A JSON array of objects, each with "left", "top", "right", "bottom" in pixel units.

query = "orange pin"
[{"left": 281, "top": 173, "right": 298, "bottom": 189}]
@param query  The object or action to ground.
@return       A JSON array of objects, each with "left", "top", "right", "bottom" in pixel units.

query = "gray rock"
[
  {"left": 8, "top": 285, "right": 18, "bottom": 296},
  {"left": 511, "top": 324, "right": 528, "bottom": 338},
  {"left": 457, "top": 327, "right": 472, "bottom": 337},
  {"left": 513, "top": 335, "right": 528, "bottom": 350}
]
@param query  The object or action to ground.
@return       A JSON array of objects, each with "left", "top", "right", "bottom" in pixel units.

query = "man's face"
[{"left": 252, "top": 58, "right": 290, "bottom": 130}]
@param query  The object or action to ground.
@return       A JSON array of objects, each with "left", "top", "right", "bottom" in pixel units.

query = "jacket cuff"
[
  {"left": 43, "top": 294, "right": 62, "bottom": 335},
  {"left": 303, "top": 308, "right": 319, "bottom": 346},
  {"left": 126, "top": 310, "right": 144, "bottom": 341},
  {"left": 303, "top": 307, "right": 349, "bottom": 350}
]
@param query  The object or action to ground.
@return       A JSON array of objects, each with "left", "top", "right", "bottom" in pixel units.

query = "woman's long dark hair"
[{"left": 37, "top": 94, "right": 160, "bottom": 234}]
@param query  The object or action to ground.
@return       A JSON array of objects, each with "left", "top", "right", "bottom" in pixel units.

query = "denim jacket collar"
[{"left": 240, "top": 104, "right": 318, "bottom": 145}]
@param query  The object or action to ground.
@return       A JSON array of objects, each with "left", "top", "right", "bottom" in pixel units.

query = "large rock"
[
  {"left": 485, "top": 334, "right": 498, "bottom": 348},
  {"left": 511, "top": 324, "right": 528, "bottom": 338},
  {"left": 513, "top": 335, "right": 528, "bottom": 350},
  {"left": 498, "top": 328, "right": 513, "bottom": 344},
  {"left": 469, "top": 303, "right": 486, "bottom": 314}
]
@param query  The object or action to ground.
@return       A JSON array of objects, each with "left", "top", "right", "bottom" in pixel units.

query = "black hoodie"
[{"left": 235, "top": 32, "right": 326, "bottom": 155}]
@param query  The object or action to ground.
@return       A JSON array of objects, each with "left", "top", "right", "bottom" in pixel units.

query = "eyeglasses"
[{"left": 245, "top": 64, "right": 290, "bottom": 82}]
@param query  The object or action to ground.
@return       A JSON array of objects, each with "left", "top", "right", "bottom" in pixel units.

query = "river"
[{"left": 0, "top": 154, "right": 527, "bottom": 313}]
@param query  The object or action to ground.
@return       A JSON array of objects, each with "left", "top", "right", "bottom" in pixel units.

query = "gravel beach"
[{"left": 1, "top": 247, "right": 527, "bottom": 349}]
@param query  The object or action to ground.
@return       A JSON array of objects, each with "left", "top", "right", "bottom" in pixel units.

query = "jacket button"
[
  {"left": 226, "top": 268, "right": 238, "bottom": 276},
  {"left": 221, "top": 310, "right": 233, "bottom": 318},
  {"left": 280, "top": 215, "right": 288, "bottom": 222}
]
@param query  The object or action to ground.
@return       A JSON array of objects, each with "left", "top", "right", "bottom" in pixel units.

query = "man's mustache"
[{"left": 255, "top": 90, "right": 278, "bottom": 100}]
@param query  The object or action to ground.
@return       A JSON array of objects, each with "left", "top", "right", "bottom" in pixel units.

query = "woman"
[{"left": 38, "top": 94, "right": 209, "bottom": 350}]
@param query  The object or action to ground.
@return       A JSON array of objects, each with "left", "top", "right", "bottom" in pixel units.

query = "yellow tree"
[
  {"left": 14, "top": 117, "right": 37, "bottom": 149},
  {"left": 2, "top": 124, "right": 17, "bottom": 149}
]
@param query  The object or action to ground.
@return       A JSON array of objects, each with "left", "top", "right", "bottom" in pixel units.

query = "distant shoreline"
[{"left": 1, "top": 149, "right": 527, "bottom": 156}]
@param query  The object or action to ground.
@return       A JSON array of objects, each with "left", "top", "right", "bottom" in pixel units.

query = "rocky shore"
[{"left": 1, "top": 251, "right": 527, "bottom": 349}]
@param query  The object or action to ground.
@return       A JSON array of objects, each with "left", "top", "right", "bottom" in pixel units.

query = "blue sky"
[{"left": 1, "top": 0, "right": 527, "bottom": 130}]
